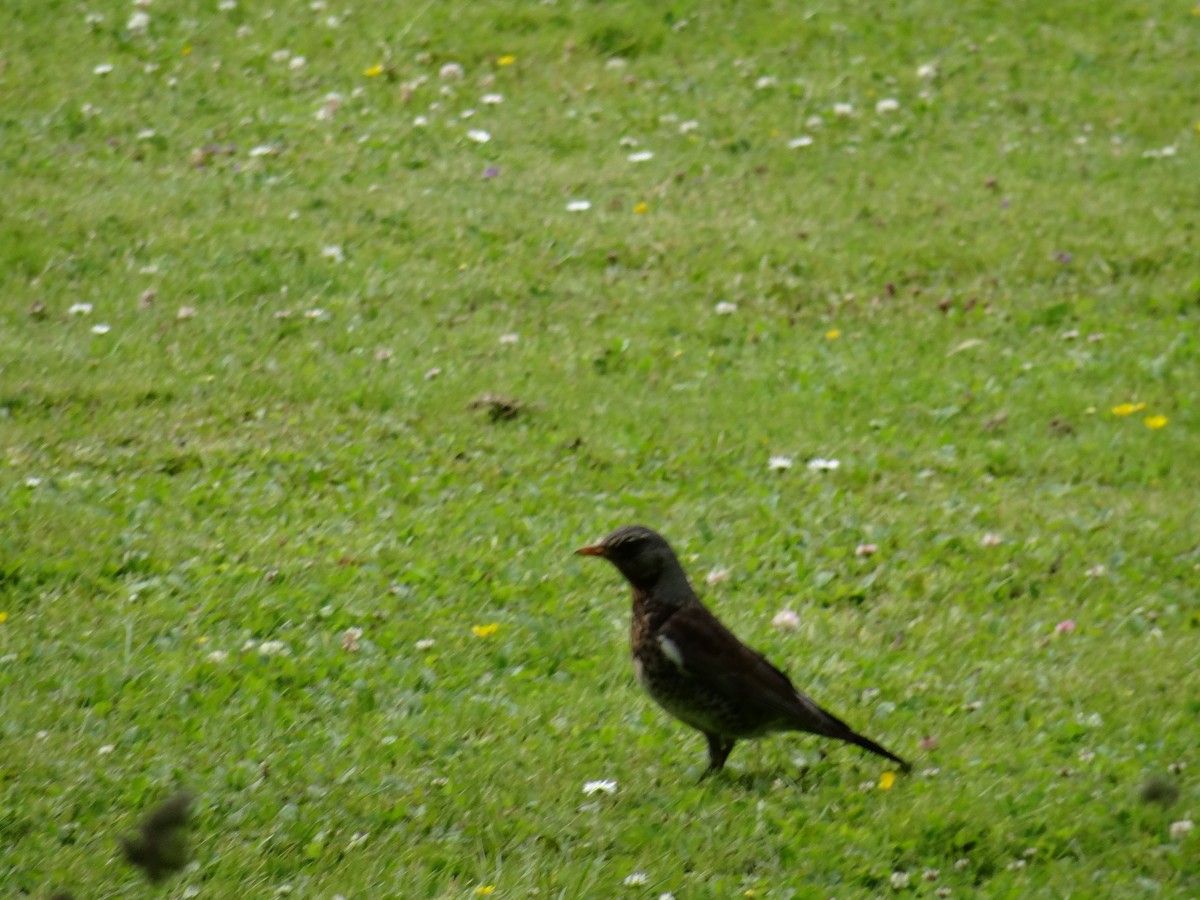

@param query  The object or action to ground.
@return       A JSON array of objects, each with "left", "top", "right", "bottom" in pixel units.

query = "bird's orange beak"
[{"left": 575, "top": 543, "right": 606, "bottom": 557}]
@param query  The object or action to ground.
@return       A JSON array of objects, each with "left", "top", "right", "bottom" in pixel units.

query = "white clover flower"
[
  {"left": 91, "top": 324, "right": 111, "bottom": 335},
  {"left": 787, "top": 135, "right": 814, "bottom": 149},
  {"left": 714, "top": 301, "right": 737, "bottom": 315},
  {"left": 917, "top": 63, "right": 937, "bottom": 79},
  {"left": 705, "top": 568, "right": 729, "bottom": 586},
  {"left": 772, "top": 610, "right": 800, "bottom": 630},
  {"left": 890, "top": 871, "right": 910, "bottom": 889},
  {"left": 439, "top": 62, "right": 464, "bottom": 81},
  {"left": 565, "top": 200, "right": 591, "bottom": 212},
  {"left": 466, "top": 129, "right": 491, "bottom": 143},
  {"left": 627, "top": 150, "right": 654, "bottom": 162},
  {"left": 94, "top": 63, "right": 114, "bottom": 76},
  {"left": 833, "top": 102, "right": 853, "bottom": 117},
  {"left": 806, "top": 457, "right": 840, "bottom": 471},
  {"left": 1142, "top": 146, "right": 1177, "bottom": 159},
  {"left": 875, "top": 98, "right": 900, "bottom": 114}
]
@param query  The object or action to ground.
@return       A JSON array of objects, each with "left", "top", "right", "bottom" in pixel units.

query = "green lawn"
[{"left": 2, "top": 1, "right": 1197, "bottom": 896}]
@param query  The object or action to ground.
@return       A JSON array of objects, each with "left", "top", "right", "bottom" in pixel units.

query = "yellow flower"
[
  {"left": 475, "top": 887, "right": 496, "bottom": 896},
  {"left": 825, "top": 329, "right": 841, "bottom": 340},
  {"left": 879, "top": 771, "right": 896, "bottom": 790},
  {"left": 182, "top": 46, "right": 192, "bottom": 57},
  {"left": 196, "top": 635, "right": 209, "bottom": 645},
  {"left": 472, "top": 623, "right": 499, "bottom": 638},
  {"left": 0, "top": 612, "right": 8, "bottom": 624},
  {"left": 633, "top": 202, "right": 649, "bottom": 214},
  {"left": 364, "top": 64, "right": 384, "bottom": 77},
  {"left": 1111, "top": 402, "right": 1145, "bottom": 416},
  {"left": 497, "top": 55, "right": 516, "bottom": 66},
  {"left": 1144, "top": 415, "right": 1168, "bottom": 430}
]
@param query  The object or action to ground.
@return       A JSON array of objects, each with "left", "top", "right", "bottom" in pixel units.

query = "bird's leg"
[{"left": 699, "top": 733, "right": 736, "bottom": 779}]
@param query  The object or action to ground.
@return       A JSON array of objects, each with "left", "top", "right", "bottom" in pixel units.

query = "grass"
[{"left": 2, "top": 0, "right": 1198, "bottom": 896}]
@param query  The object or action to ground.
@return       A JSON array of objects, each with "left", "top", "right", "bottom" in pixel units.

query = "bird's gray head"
[{"left": 575, "top": 525, "right": 687, "bottom": 593}]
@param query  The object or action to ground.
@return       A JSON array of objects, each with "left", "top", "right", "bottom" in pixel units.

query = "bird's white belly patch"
[{"left": 656, "top": 635, "right": 685, "bottom": 669}]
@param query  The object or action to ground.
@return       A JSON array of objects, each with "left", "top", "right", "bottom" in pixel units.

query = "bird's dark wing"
[
  {"left": 657, "top": 604, "right": 912, "bottom": 770},
  {"left": 656, "top": 604, "right": 841, "bottom": 734}
]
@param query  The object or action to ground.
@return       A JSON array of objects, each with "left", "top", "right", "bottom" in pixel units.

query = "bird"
[
  {"left": 119, "top": 790, "right": 193, "bottom": 884},
  {"left": 576, "top": 524, "right": 911, "bottom": 776}
]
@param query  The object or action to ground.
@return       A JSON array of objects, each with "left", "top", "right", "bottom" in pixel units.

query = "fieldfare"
[{"left": 577, "top": 525, "right": 911, "bottom": 776}]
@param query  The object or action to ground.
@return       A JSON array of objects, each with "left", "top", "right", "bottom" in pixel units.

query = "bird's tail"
[
  {"left": 799, "top": 697, "right": 912, "bottom": 772},
  {"left": 839, "top": 727, "right": 912, "bottom": 773}
]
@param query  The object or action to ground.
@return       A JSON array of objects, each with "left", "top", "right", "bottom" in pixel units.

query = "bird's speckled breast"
[{"left": 628, "top": 589, "right": 774, "bottom": 738}]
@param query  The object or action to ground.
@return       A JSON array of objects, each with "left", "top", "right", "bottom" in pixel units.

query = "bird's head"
[{"left": 575, "top": 524, "right": 683, "bottom": 592}]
